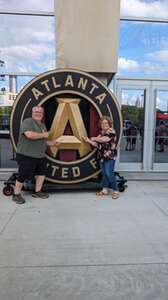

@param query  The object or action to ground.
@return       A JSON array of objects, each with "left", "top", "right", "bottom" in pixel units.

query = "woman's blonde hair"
[{"left": 98, "top": 116, "right": 113, "bottom": 129}]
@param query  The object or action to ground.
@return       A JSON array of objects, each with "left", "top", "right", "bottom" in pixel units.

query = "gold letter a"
[{"left": 48, "top": 98, "right": 91, "bottom": 157}]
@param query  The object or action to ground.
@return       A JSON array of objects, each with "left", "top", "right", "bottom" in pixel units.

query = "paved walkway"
[{"left": 0, "top": 180, "right": 168, "bottom": 300}]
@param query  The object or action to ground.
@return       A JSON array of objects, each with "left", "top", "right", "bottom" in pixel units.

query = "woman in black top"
[{"left": 84, "top": 116, "right": 119, "bottom": 199}]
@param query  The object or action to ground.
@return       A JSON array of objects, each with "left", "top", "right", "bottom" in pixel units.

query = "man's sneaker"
[
  {"left": 12, "top": 194, "right": 25, "bottom": 204},
  {"left": 32, "top": 191, "right": 49, "bottom": 199}
]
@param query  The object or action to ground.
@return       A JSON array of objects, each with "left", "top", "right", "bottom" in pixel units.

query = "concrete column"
[
  {"left": 55, "top": 0, "right": 120, "bottom": 76},
  {"left": 9, "top": 75, "right": 17, "bottom": 93}
]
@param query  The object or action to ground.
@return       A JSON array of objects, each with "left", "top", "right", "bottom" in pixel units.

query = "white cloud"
[
  {"left": 0, "top": 0, "right": 53, "bottom": 11},
  {"left": 121, "top": 0, "right": 168, "bottom": 18},
  {"left": 17, "top": 66, "right": 30, "bottom": 73},
  {"left": 118, "top": 57, "right": 140, "bottom": 71},
  {"left": 32, "top": 31, "right": 55, "bottom": 43},
  {"left": 143, "top": 61, "right": 168, "bottom": 74},
  {"left": 3, "top": 45, "right": 51, "bottom": 61},
  {"left": 121, "top": 93, "right": 130, "bottom": 105},
  {"left": 147, "top": 50, "right": 168, "bottom": 63},
  {"left": 118, "top": 56, "right": 168, "bottom": 76},
  {"left": 0, "top": 13, "right": 55, "bottom": 73},
  {"left": 121, "top": 93, "right": 139, "bottom": 106},
  {"left": 0, "top": 14, "right": 55, "bottom": 47}
]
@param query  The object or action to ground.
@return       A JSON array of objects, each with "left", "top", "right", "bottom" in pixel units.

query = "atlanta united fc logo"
[{"left": 10, "top": 69, "right": 122, "bottom": 184}]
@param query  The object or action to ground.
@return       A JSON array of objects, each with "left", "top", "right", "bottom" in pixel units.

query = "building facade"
[{"left": 0, "top": 2, "right": 168, "bottom": 176}]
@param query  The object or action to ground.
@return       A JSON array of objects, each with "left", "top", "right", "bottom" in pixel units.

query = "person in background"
[
  {"left": 125, "top": 121, "right": 132, "bottom": 151},
  {"left": 12, "top": 106, "right": 59, "bottom": 204},
  {"left": 157, "top": 121, "right": 167, "bottom": 152},
  {"left": 129, "top": 123, "right": 137, "bottom": 151},
  {"left": 84, "top": 116, "right": 119, "bottom": 199}
]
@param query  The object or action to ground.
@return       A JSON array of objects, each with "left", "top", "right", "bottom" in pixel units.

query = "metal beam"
[
  {"left": 1, "top": 73, "right": 168, "bottom": 82},
  {"left": 0, "top": 72, "right": 38, "bottom": 77},
  {"left": 115, "top": 76, "right": 168, "bottom": 82},
  {"left": 0, "top": 10, "right": 168, "bottom": 23},
  {"left": 120, "top": 16, "right": 168, "bottom": 23},
  {"left": 0, "top": 10, "right": 54, "bottom": 17}
]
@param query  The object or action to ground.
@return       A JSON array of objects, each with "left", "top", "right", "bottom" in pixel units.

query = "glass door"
[
  {"left": 116, "top": 80, "right": 151, "bottom": 171},
  {"left": 152, "top": 83, "right": 168, "bottom": 171}
]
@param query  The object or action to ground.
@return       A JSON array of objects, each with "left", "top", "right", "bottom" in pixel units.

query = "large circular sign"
[{"left": 10, "top": 69, "right": 122, "bottom": 184}]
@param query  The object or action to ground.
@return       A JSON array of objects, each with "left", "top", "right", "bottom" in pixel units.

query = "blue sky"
[
  {"left": 119, "top": 20, "right": 168, "bottom": 77},
  {"left": 0, "top": 0, "right": 168, "bottom": 84}
]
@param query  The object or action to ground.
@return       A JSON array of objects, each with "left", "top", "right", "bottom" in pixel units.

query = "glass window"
[
  {"left": 0, "top": 75, "right": 35, "bottom": 95},
  {"left": 0, "top": 75, "right": 8, "bottom": 91},
  {"left": 0, "top": 105, "right": 17, "bottom": 168},
  {"left": 121, "top": 0, "right": 168, "bottom": 19},
  {"left": 120, "top": 89, "right": 145, "bottom": 163},
  {"left": 119, "top": 21, "right": 168, "bottom": 78},
  {"left": 154, "top": 90, "right": 168, "bottom": 163},
  {"left": 0, "top": 14, "right": 55, "bottom": 74}
]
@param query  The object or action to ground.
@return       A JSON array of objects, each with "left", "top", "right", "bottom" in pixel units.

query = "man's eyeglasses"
[{"left": 33, "top": 111, "right": 43, "bottom": 114}]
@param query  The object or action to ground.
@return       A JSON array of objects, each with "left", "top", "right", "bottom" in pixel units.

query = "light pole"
[{"left": 0, "top": 59, "right": 5, "bottom": 83}]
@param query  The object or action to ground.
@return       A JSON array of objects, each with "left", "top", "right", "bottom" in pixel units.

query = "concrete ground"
[{"left": 0, "top": 180, "right": 168, "bottom": 300}]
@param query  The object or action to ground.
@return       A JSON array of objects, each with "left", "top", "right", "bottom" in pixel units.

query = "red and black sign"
[{"left": 10, "top": 69, "right": 122, "bottom": 184}]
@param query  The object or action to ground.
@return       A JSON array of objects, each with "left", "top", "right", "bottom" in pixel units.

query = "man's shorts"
[{"left": 16, "top": 153, "right": 47, "bottom": 183}]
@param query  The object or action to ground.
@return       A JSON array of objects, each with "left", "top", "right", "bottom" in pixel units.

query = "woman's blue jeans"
[{"left": 100, "top": 159, "right": 118, "bottom": 191}]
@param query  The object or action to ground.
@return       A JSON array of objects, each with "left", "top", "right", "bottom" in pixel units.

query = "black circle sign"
[{"left": 10, "top": 69, "right": 122, "bottom": 184}]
